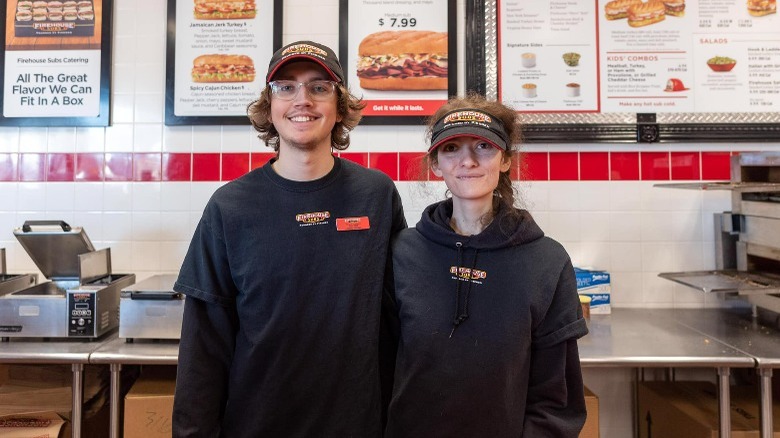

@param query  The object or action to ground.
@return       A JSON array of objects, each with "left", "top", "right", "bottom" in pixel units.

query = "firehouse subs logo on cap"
[
  {"left": 443, "top": 110, "right": 492, "bottom": 124},
  {"left": 282, "top": 44, "right": 328, "bottom": 58},
  {"left": 429, "top": 108, "right": 511, "bottom": 152},
  {"left": 296, "top": 211, "right": 330, "bottom": 225},
  {"left": 265, "top": 40, "right": 345, "bottom": 83},
  {"left": 450, "top": 266, "right": 487, "bottom": 282}
]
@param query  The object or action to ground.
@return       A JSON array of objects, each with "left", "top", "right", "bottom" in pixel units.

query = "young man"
[{"left": 172, "top": 41, "right": 406, "bottom": 437}]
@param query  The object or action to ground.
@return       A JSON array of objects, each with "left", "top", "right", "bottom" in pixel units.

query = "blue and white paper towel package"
[{"left": 574, "top": 268, "right": 611, "bottom": 314}]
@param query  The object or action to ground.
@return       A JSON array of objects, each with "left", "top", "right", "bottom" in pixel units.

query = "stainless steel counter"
[
  {"left": 579, "top": 308, "right": 755, "bottom": 438},
  {"left": 579, "top": 309, "right": 755, "bottom": 368},
  {"left": 672, "top": 308, "right": 780, "bottom": 367},
  {"left": 4, "top": 308, "right": 778, "bottom": 438},
  {"left": 671, "top": 307, "right": 780, "bottom": 438},
  {"left": 0, "top": 335, "right": 114, "bottom": 438},
  {"left": 89, "top": 334, "right": 179, "bottom": 438},
  {"left": 90, "top": 334, "right": 179, "bottom": 365}
]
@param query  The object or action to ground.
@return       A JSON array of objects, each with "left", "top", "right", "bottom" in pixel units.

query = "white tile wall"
[
  {"left": 0, "top": 0, "right": 745, "bottom": 300},
  {"left": 0, "top": 3, "right": 766, "bottom": 435}
]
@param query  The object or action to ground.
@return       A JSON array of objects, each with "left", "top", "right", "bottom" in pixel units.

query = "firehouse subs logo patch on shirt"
[
  {"left": 450, "top": 266, "right": 487, "bottom": 284},
  {"left": 336, "top": 216, "right": 370, "bottom": 231},
  {"left": 296, "top": 211, "right": 330, "bottom": 227}
]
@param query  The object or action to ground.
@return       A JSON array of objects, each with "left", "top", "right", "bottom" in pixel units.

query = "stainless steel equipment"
[
  {"left": 119, "top": 274, "right": 183, "bottom": 342},
  {"left": 657, "top": 152, "right": 780, "bottom": 313},
  {"left": 0, "top": 248, "right": 37, "bottom": 297},
  {"left": 0, "top": 221, "right": 135, "bottom": 340}
]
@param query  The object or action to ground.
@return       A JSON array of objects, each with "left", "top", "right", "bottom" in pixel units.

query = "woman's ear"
[
  {"left": 431, "top": 160, "right": 443, "bottom": 178},
  {"left": 500, "top": 155, "right": 512, "bottom": 173}
]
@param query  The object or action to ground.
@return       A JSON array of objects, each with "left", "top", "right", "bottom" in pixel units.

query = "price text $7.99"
[{"left": 378, "top": 18, "right": 417, "bottom": 27}]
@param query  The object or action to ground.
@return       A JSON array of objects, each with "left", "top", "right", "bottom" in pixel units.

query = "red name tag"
[{"left": 336, "top": 216, "right": 370, "bottom": 231}]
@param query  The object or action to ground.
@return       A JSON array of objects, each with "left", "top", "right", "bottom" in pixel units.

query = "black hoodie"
[{"left": 384, "top": 199, "right": 589, "bottom": 438}]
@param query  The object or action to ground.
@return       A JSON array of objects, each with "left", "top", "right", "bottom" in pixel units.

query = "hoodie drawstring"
[
  {"left": 449, "top": 242, "right": 464, "bottom": 338},
  {"left": 449, "top": 243, "right": 479, "bottom": 338}
]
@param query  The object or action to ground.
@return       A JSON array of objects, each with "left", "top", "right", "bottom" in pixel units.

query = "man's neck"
[{"left": 272, "top": 144, "right": 335, "bottom": 181}]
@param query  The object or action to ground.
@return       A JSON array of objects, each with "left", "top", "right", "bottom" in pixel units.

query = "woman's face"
[{"left": 431, "top": 136, "right": 511, "bottom": 206}]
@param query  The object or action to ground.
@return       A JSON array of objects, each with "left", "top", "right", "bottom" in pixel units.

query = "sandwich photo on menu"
[
  {"left": 604, "top": 0, "right": 642, "bottom": 20},
  {"left": 357, "top": 30, "right": 448, "bottom": 91},
  {"left": 662, "top": 0, "right": 685, "bottom": 16},
  {"left": 747, "top": 0, "right": 776, "bottom": 16},
  {"left": 627, "top": 1, "right": 666, "bottom": 27},
  {"left": 193, "top": 0, "right": 256, "bottom": 19},
  {"left": 191, "top": 54, "right": 256, "bottom": 82}
]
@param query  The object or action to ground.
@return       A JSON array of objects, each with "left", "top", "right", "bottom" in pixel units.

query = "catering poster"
[
  {"left": 340, "top": 0, "right": 456, "bottom": 124},
  {"left": 0, "top": 0, "right": 111, "bottom": 126},
  {"left": 164, "top": 0, "right": 282, "bottom": 125},
  {"left": 497, "top": 0, "right": 779, "bottom": 114}
]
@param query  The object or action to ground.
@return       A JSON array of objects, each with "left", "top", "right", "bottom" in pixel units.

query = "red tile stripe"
[{"left": 0, "top": 151, "right": 735, "bottom": 182}]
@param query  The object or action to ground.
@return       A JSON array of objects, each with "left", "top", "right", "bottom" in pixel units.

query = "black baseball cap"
[
  {"left": 429, "top": 108, "right": 510, "bottom": 152},
  {"left": 265, "top": 41, "right": 344, "bottom": 83}
]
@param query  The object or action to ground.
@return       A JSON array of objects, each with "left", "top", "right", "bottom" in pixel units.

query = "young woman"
[{"left": 384, "top": 94, "right": 588, "bottom": 437}]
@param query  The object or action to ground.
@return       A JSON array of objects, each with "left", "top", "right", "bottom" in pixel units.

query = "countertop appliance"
[
  {"left": 0, "top": 248, "right": 37, "bottom": 297},
  {"left": 657, "top": 152, "right": 780, "bottom": 313},
  {"left": 0, "top": 221, "right": 135, "bottom": 340},
  {"left": 119, "top": 274, "right": 183, "bottom": 342}
]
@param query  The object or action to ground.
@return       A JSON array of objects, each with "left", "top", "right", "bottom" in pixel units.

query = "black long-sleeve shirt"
[{"left": 173, "top": 158, "right": 406, "bottom": 437}]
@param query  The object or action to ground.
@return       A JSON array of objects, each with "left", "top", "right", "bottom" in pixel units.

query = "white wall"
[
  {"left": 1, "top": 1, "right": 776, "bottom": 437},
  {"left": 2, "top": 0, "right": 771, "bottom": 309}
]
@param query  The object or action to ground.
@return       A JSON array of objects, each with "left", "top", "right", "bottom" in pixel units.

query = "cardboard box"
[
  {"left": 581, "top": 386, "right": 599, "bottom": 438},
  {"left": 639, "top": 381, "right": 780, "bottom": 438},
  {"left": 124, "top": 367, "right": 176, "bottom": 438},
  {"left": 575, "top": 268, "right": 611, "bottom": 314},
  {"left": 0, "top": 410, "right": 66, "bottom": 438}
]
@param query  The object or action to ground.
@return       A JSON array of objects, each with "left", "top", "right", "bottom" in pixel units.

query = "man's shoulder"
[{"left": 207, "top": 168, "right": 267, "bottom": 206}]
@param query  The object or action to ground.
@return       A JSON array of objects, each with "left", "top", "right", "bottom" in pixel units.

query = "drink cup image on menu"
[
  {"left": 522, "top": 83, "right": 537, "bottom": 98},
  {"left": 566, "top": 83, "right": 581, "bottom": 97},
  {"left": 521, "top": 53, "right": 536, "bottom": 68}
]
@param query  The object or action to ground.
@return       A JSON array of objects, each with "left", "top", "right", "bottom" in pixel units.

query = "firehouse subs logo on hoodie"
[
  {"left": 296, "top": 211, "right": 330, "bottom": 226},
  {"left": 450, "top": 266, "right": 487, "bottom": 284}
]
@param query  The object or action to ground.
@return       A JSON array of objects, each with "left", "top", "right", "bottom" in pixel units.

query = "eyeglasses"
[{"left": 268, "top": 80, "right": 338, "bottom": 101}]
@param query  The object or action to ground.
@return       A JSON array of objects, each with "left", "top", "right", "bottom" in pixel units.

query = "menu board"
[
  {"left": 164, "top": 0, "right": 281, "bottom": 125},
  {"left": 499, "top": 1, "right": 600, "bottom": 113},
  {"left": 340, "top": 0, "right": 456, "bottom": 124},
  {"left": 497, "top": 0, "right": 780, "bottom": 115},
  {"left": 0, "top": 0, "right": 111, "bottom": 126}
]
